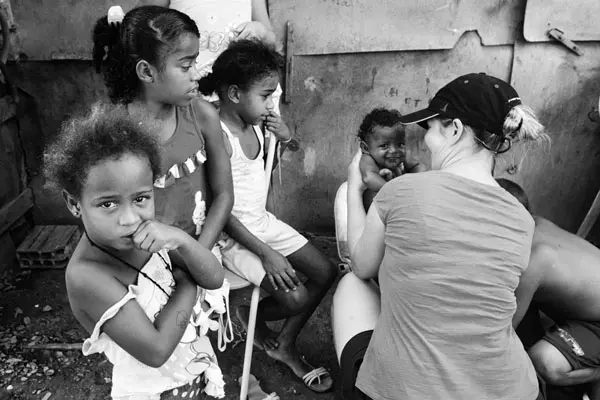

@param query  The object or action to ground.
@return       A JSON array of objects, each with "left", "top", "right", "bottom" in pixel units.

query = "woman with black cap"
[{"left": 332, "top": 73, "right": 547, "bottom": 400}]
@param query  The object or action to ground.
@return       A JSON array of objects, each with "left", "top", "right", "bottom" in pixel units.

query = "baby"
[{"left": 358, "top": 108, "right": 424, "bottom": 208}]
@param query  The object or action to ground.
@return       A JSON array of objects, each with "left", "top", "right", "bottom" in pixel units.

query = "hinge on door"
[{"left": 547, "top": 28, "right": 584, "bottom": 56}]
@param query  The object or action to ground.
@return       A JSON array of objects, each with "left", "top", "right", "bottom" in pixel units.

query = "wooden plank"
[
  {"left": 0, "top": 232, "right": 16, "bottom": 273},
  {"left": 0, "top": 188, "right": 33, "bottom": 237},
  {"left": 27, "top": 225, "right": 55, "bottom": 253},
  {"left": 284, "top": 21, "right": 294, "bottom": 104},
  {"left": 0, "top": 117, "right": 26, "bottom": 206},
  {"left": 523, "top": 0, "right": 600, "bottom": 43},
  {"left": 269, "top": 0, "right": 525, "bottom": 55},
  {"left": 0, "top": 96, "right": 16, "bottom": 125},
  {"left": 16, "top": 225, "right": 44, "bottom": 252},
  {"left": 39, "top": 225, "right": 74, "bottom": 254}
]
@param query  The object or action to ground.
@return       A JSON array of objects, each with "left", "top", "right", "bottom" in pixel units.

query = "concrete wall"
[{"left": 6, "top": 0, "right": 600, "bottom": 234}]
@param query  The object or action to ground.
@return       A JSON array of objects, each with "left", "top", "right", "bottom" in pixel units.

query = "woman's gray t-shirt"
[{"left": 356, "top": 171, "right": 538, "bottom": 400}]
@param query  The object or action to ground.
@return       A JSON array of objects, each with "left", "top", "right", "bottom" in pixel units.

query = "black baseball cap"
[{"left": 399, "top": 73, "right": 522, "bottom": 135}]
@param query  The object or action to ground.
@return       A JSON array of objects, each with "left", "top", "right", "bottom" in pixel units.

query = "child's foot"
[
  {"left": 236, "top": 306, "right": 279, "bottom": 351},
  {"left": 265, "top": 343, "right": 333, "bottom": 393}
]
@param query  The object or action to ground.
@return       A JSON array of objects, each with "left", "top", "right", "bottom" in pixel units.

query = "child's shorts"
[
  {"left": 543, "top": 320, "right": 600, "bottom": 369},
  {"left": 219, "top": 212, "right": 308, "bottom": 286}
]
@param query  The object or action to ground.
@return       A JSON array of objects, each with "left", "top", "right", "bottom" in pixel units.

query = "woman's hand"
[
  {"left": 234, "top": 21, "right": 270, "bottom": 42},
  {"left": 347, "top": 149, "right": 366, "bottom": 193}
]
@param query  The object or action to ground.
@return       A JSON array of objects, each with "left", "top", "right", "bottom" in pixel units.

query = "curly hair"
[
  {"left": 199, "top": 39, "right": 285, "bottom": 97},
  {"left": 358, "top": 108, "right": 405, "bottom": 142},
  {"left": 93, "top": 6, "right": 199, "bottom": 104},
  {"left": 44, "top": 103, "right": 162, "bottom": 199}
]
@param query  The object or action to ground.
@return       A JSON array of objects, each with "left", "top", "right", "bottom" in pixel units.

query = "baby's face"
[{"left": 365, "top": 125, "right": 406, "bottom": 170}]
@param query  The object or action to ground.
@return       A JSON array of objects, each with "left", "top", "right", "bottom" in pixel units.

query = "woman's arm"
[
  {"left": 347, "top": 150, "right": 385, "bottom": 279},
  {"left": 68, "top": 263, "right": 197, "bottom": 368},
  {"left": 195, "top": 100, "right": 234, "bottom": 250}
]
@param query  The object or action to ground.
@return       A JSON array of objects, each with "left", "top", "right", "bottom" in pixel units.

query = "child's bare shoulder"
[
  {"left": 359, "top": 152, "right": 379, "bottom": 172},
  {"left": 66, "top": 255, "right": 122, "bottom": 296},
  {"left": 190, "top": 99, "right": 220, "bottom": 121}
]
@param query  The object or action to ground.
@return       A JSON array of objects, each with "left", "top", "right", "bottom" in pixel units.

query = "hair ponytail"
[
  {"left": 92, "top": 17, "right": 121, "bottom": 74},
  {"left": 92, "top": 6, "right": 199, "bottom": 104},
  {"left": 502, "top": 104, "right": 548, "bottom": 143}
]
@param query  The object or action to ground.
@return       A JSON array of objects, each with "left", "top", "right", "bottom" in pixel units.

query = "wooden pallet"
[{"left": 16, "top": 225, "right": 81, "bottom": 269}]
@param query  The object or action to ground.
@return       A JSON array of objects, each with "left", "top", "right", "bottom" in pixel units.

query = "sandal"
[{"left": 301, "top": 366, "right": 333, "bottom": 393}]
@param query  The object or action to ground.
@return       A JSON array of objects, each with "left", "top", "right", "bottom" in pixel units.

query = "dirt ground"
[{"left": 0, "top": 235, "right": 341, "bottom": 400}]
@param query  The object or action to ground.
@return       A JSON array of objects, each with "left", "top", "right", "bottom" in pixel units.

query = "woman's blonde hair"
[{"left": 502, "top": 104, "right": 547, "bottom": 142}]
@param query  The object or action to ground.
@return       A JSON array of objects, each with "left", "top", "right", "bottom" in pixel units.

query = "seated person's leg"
[
  {"left": 258, "top": 241, "right": 336, "bottom": 392},
  {"left": 529, "top": 321, "right": 600, "bottom": 395},
  {"left": 222, "top": 239, "right": 311, "bottom": 350},
  {"left": 225, "top": 221, "right": 336, "bottom": 393},
  {"left": 332, "top": 273, "right": 380, "bottom": 362},
  {"left": 332, "top": 273, "right": 380, "bottom": 400}
]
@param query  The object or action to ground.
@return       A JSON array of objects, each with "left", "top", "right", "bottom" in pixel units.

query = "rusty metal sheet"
[
  {"left": 269, "top": 0, "right": 524, "bottom": 55},
  {"left": 11, "top": 0, "right": 138, "bottom": 60},
  {"left": 271, "top": 32, "right": 513, "bottom": 231},
  {"left": 523, "top": 0, "right": 600, "bottom": 43},
  {"left": 494, "top": 40, "right": 600, "bottom": 232}
]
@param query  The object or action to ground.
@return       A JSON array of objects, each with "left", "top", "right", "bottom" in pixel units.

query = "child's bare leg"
[{"left": 261, "top": 243, "right": 336, "bottom": 386}]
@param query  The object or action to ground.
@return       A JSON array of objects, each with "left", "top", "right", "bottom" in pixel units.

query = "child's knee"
[
  {"left": 529, "top": 340, "right": 573, "bottom": 384},
  {"left": 279, "top": 287, "right": 310, "bottom": 315},
  {"left": 316, "top": 259, "right": 337, "bottom": 287}
]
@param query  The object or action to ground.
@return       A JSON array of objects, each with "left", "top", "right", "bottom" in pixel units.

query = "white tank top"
[{"left": 220, "top": 121, "right": 270, "bottom": 229}]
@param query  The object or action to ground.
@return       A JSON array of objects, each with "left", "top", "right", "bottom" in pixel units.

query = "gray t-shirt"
[{"left": 356, "top": 171, "right": 538, "bottom": 400}]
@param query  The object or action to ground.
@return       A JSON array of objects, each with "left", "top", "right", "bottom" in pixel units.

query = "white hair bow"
[{"left": 107, "top": 5, "right": 125, "bottom": 24}]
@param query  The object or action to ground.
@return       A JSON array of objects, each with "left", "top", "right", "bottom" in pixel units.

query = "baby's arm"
[
  {"left": 67, "top": 260, "right": 198, "bottom": 368},
  {"left": 360, "top": 154, "right": 389, "bottom": 192},
  {"left": 195, "top": 100, "right": 235, "bottom": 250}
]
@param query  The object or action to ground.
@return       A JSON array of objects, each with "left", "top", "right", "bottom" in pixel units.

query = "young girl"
[
  {"left": 199, "top": 40, "right": 336, "bottom": 393},
  {"left": 140, "top": 0, "right": 278, "bottom": 75},
  {"left": 93, "top": 5, "right": 233, "bottom": 256},
  {"left": 44, "top": 104, "right": 226, "bottom": 399},
  {"left": 358, "top": 108, "right": 424, "bottom": 209}
]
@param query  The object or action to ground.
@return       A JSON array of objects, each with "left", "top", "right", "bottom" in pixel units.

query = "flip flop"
[
  {"left": 301, "top": 366, "right": 333, "bottom": 393},
  {"left": 235, "top": 306, "right": 265, "bottom": 351}
]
